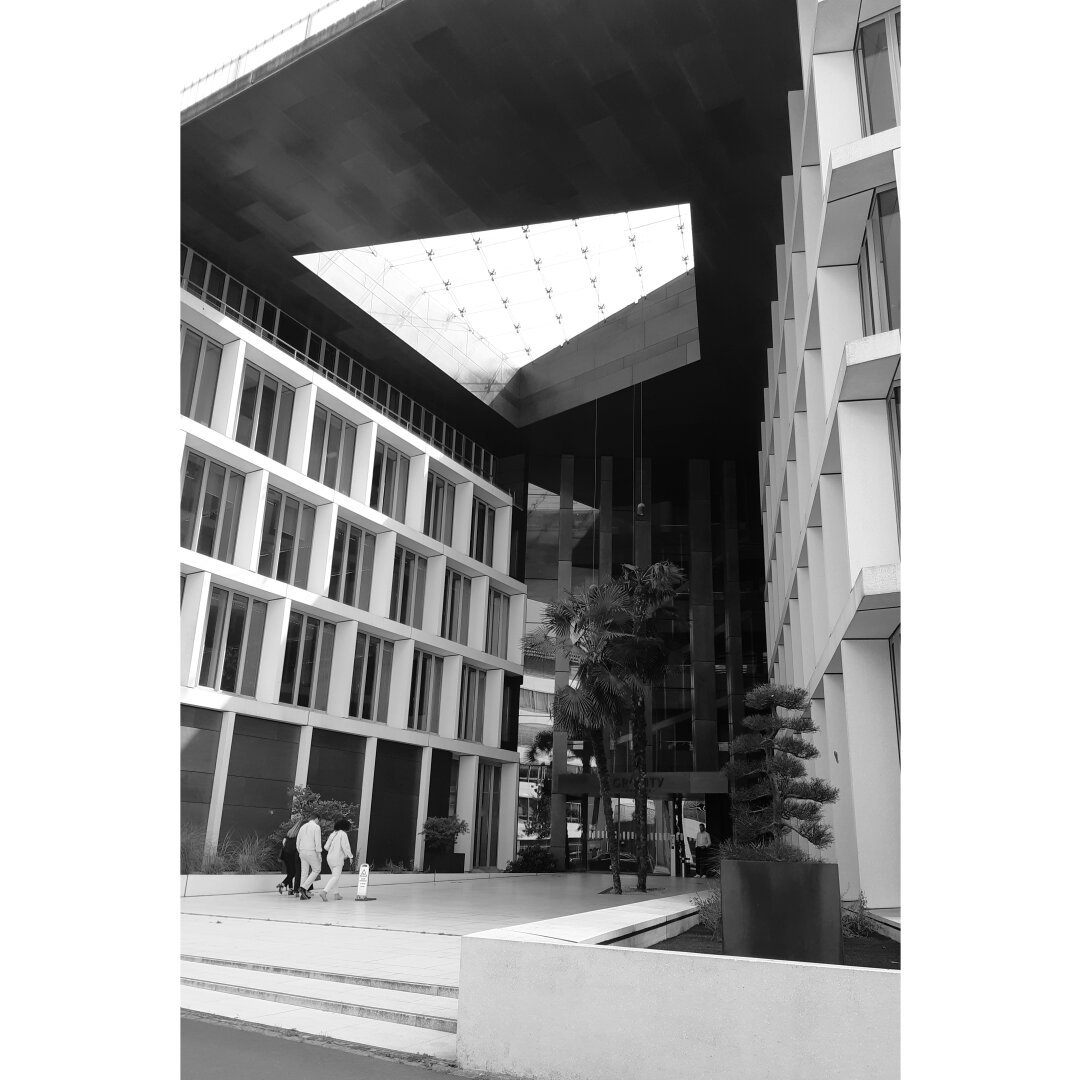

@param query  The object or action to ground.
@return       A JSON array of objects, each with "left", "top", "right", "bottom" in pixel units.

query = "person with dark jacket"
[{"left": 277, "top": 816, "right": 303, "bottom": 894}]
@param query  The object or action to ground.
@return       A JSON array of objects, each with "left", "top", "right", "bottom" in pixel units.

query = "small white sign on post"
[{"left": 354, "top": 862, "right": 375, "bottom": 901}]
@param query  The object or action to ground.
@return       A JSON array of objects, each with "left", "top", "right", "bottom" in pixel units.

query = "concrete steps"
[{"left": 180, "top": 956, "right": 458, "bottom": 1061}]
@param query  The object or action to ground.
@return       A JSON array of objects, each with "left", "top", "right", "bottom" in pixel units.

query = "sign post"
[{"left": 354, "top": 862, "right": 376, "bottom": 901}]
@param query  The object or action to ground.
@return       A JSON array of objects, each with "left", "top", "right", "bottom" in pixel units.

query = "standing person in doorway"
[
  {"left": 296, "top": 814, "right": 323, "bottom": 899},
  {"left": 277, "top": 816, "right": 303, "bottom": 895},
  {"left": 694, "top": 822, "right": 713, "bottom": 878},
  {"left": 320, "top": 819, "right": 353, "bottom": 901}
]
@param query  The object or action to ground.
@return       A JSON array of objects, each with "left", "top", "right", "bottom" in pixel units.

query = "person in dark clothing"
[
  {"left": 277, "top": 816, "right": 303, "bottom": 894},
  {"left": 694, "top": 822, "right": 713, "bottom": 878}
]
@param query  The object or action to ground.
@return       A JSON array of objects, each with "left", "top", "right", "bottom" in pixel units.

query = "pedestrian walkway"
[{"left": 181, "top": 872, "right": 701, "bottom": 1062}]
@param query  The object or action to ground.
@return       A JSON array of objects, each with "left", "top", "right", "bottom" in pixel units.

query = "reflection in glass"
[
  {"left": 180, "top": 452, "right": 205, "bottom": 548},
  {"left": 308, "top": 406, "right": 327, "bottom": 481},
  {"left": 259, "top": 489, "right": 282, "bottom": 576},
  {"left": 858, "top": 19, "right": 896, "bottom": 134},
  {"left": 192, "top": 339, "right": 221, "bottom": 426},
  {"left": 876, "top": 188, "right": 901, "bottom": 329},
  {"left": 220, "top": 592, "right": 248, "bottom": 693},
  {"left": 235, "top": 364, "right": 260, "bottom": 447},
  {"left": 197, "top": 462, "right": 226, "bottom": 556},
  {"left": 314, "top": 622, "right": 335, "bottom": 711},
  {"left": 199, "top": 587, "right": 227, "bottom": 687},
  {"left": 241, "top": 600, "right": 266, "bottom": 696}
]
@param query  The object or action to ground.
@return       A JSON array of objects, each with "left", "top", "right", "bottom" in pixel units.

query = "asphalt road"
[{"left": 181, "top": 1017, "right": 457, "bottom": 1080}]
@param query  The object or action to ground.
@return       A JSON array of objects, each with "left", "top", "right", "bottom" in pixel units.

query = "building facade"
[
  {"left": 179, "top": 245, "right": 524, "bottom": 872},
  {"left": 759, "top": 0, "right": 901, "bottom": 908}
]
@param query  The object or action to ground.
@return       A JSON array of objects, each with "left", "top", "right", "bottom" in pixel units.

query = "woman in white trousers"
[
  {"left": 295, "top": 815, "right": 323, "bottom": 899},
  {"left": 321, "top": 819, "right": 353, "bottom": 901}
]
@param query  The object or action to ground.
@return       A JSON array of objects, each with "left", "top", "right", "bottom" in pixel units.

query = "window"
[
  {"left": 180, "top": 449, "right": 244, "bottom": 563},
  {"left": 349, "top": 631, "right": 393, "bottom": 721},
  {"left": 485, "top": 589, "right": 511, "bottom": 659},
  {"left": 424, "top": 471, "right": 456, "bottom": 545},
  {"left": 889, "top": 625, "right": 901, "bottom": 761},
  {"left": 370, "top": 440, "right": 409, "bottom": 523},
  {"left": 180, "top": 324, "right": 222, "bottom": 426},
  {"left": 279, "top": 611, "right": 335, "bottom": 709},
  {"left": 888, "top": 382, "right": 900, "bottom": 528},
  {"left": 259, "top": 488, "right": 317, "bottom": 588},
  {"left": 470, "top": 498, "right": 496, "bottom": 566},
  {"left": 308, "top": 404, "right": 357, "bottom": 496},
  {"left": 519, "top": 688, "right": 554, "bottom": 714},
  {"left": 327, "top": 519, "right": 377, "bottom": 610},
  {"left": 855, "top": 8, "right": 900, "bottom": 136},
  {"left": 442, "top": 569, "right": 472, "bottom": 645},
  {"left": 408, "top": 650, "right": 444, "bottom": 732},
  {"left": 856, "top": 186, "right": 901, "bottom": 335},
  {"left": 458, "top": 665, "right": 487, "bottom": 742},
  {"left": 235, "top": 363, "right": 294, "bottom": 465},
  {"left": 199, "top": 586, "right": 266, "bottom": 696},
  {"left": 389, "top": 546, "right": 427, "bottom": 628}
]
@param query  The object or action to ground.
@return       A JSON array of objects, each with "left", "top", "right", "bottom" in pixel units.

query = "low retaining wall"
[
  {"left": 457, "top": 898, "right": 899, "bottom": 1080},
  {"left": 180, "top": 870, "right": 523, "bottom": 897}
]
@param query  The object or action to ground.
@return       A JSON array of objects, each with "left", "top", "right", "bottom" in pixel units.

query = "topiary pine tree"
[{"left": 728, "top": 683, "right": 839, "bottom": 851}]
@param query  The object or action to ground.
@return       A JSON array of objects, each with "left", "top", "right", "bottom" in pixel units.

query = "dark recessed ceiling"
[{"left": 181, "top": 0, "right": 799, "bottom": 466}]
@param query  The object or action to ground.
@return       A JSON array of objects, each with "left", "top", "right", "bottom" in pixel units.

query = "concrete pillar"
[
  {"left": 180, "top": 571, "right": 212, "bottom": 687},
  {"left": 354, "top": 421, "right": 378, "bottom": 509},
  {"left": 497, "top": 760, "right": 519, "bottom": 869},
  {"left": 255, "top": 597, "right": 291, "bottom": 703},
  {"left": 453, "top": 481, "right": 475, "bottom": 555},
  {"left": 819, "top": 474, "right": 850, "bottom": 630},
  {"left": 807, "top": 525, "right": 829, "bottom": 665},
  {"left": 838, "top": 640, "right": 901, "bottom": 908},
  {"left": 456, "top": 755, "right": 480, "bottom": 870},
  {"left": 414, "top": 746, "right": 433, "bottom": 870},
  {"left": 405, "top": 453, "right": 429, "bottom": 532},
  {"left": 796, "top": 568, "right": 816, "bottom": 682},
  {"left": 493, "top": 505, "right": 512, "bottom": 576},
  {"left": 482, "top": 668, "right": 504, "bottom": 748},
  {"left": 386, "top": 639, "right": 414, "bottom": 730},
  {"left": 210, "top": 339, "right": 245, "bottom": 439},
  {"left": 788, "top": 598, "right": 805, "bottom": 688},
  {"left": 308, "top": 502, "right": 338, "bottom": 598},
  {"left": 469, "top": 576, "right": 489, "bottom": 653},
  {"left": 507, "top": 592, "right": 526, "bottom": 666},
  {"left": 355, "top": 737, "right": 379, "bottom": 863},
  {"left": 836, "top": 400, "right": 901, "bottom": 579},
  {"left": 811, "top": 51, "right": 862, "bottom": 184},
  {"left": 204, "top": 711, "right": 236, "bottom": 852},
  {"left": 422, "top": 555, "right": 447, "bottom": 635},
  {"left": 803, "top": 350, "right": 825, "bottom": 457},
  {"left": 369, "top": 530, "right": 396, "bottom": 618},
  {"left": 326, "top": 620, "right": 359, "bottom": 717},
  {"left": 233, "top": 469, "right": 270, "bottom": 574},
  {"left": 817, "top": 266, "right": 863, "bottom": 400},
  {"left": 293, "top": 724, "right": 313, "bottom": 788},
  {"left": 439, "top": 655, "right": 464, "bottom": 740},
  {"left": 287, "top": 382, "right": 317, "bottom": 476}
]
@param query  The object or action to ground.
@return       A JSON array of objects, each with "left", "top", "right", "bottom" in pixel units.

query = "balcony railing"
[{"left": 181, "top": 244, "right": 497, "bottom": 483}]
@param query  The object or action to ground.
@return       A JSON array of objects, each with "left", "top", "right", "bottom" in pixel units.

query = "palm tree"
[
  {"left": 615, "top": 562, "right": 687, "bottom": 891},
  {"left": 523, "top": 581, "right": 633, "bottom": 894}
]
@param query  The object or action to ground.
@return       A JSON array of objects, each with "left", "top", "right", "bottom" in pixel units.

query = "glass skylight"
[{"left": 296, "top": 204, "right": 693, "bottom": 403}]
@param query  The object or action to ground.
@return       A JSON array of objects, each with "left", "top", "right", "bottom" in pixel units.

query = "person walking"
[
  {"left": 320, "top": 819, "right": 353, "bottom": 901},
  {"left": 694, "top": 822, "right": 713, "bottom": 878},
  {"left": 296, "top": 814, "right": 323, "bottom": 899},
  {"left": 277, "top": 816, "right": 303, "bottom": 895}
]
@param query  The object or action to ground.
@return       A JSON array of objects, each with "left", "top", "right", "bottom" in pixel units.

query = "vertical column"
[
  {"left": 255, "top": 597, "right": 291, "bottom": 703},
  {"left": 233, "top": 469, "right": 270, "bottom": 574},
  {"left": 722, "top": 462, "right": 746, "bottom": 753},
  {"left": 496, "top": 760, "right": 519, "bottom": 869},
  {"left": 414, "top": 746, "right": 433, "bottom": 870},
  {"left": 180, "top": 571, "right": 212, "bottom": 687},
  {"left": 354, "top": 422, "right": 379, "bottom": 507},
  {"left": 326, "top": 620, "right": 359, "bottom": 717},
  {"left": 806, "top": 523, "right": 829, "bottom": 664},
  {"left": 688, "top": 458, "right": 718, "bottom": 772},
  {"left": 422, "top": 555, "right": 447, "bottom": 636},
  {"left": 811, "top": 51, "right": 862, "bottom": 186},
  {"left": 817, "top": 266, "right": 863, "bottom": 400},
  {"left": 482, "top": 668, "right": 504, "bottom": 748},
  {"left": 204, "top": 711, "right": 236, "bottom": 852},
  {"left": 493, "top": 504, "right": 512, "bottom": 576},
  {"left": 439, "top": 655, "right": 464, "bottom": 740},
  {"left": 386, "top": 639, "right": 414, "bottom": 730},
  {"left": 355, "top": 737, "right": 379, "bottom": 864},
  {"left": 633, "top": 456, "right": 652, "bottom": 566},
  {"left": 452, "top": 481, "right": 475, "bottom": 554},
  {"left": 210, "top": 339, "right": 245, "bottom": 438},
  {"left": 405, "top": 453, "right": 429, "bottom": 532},
  {"left": 507, "top": 593, "right": 526, "bottom": 666},
  {"left": 803, "top": 350, "right": 826, "bottom": 460},
  {"left": 838, "top": 641, "right": 901, "bottom": 908},
  {"left": 455, "top": 755, "right": 480, "bottom": 871},
  {"left": 369, "top": 531, "right": 396, "bottom": 618},
  {"left": 308, "top": 502, "right": 338, "bottom": 597},
  {"left": 796, "top": 567, "right": 816, "bottom": 680},
  {"left": 821, "top": 673, "right": 861, "bottom": 902},
  {"left": 469, "top": 576, "right": 489, "bottom": 653},
  {"left": 819, "top": 473, "right": 851, "bottom": 629},
  {"left": 287, "top": 382, "right": 317, "bottom": 476},
  {"left": 293, "top": 725, "right": 313, "bottom": 788},
  {"left": 599, "top": 456, "right": 613, "bottom": 579}
]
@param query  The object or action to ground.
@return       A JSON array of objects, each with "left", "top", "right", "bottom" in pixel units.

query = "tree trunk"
[
  {"left": 593, "top": 737, "right": 621, "bottom": 894},
  {"left": 631, "top": 696, "right": 649, "bottom": 891}
]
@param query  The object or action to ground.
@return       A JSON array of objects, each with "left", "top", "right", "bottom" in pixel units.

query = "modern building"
[
  {"left": 179, "top": 0, "right": 897, "bottom": 906},
  {"left": 759, "top": 0, "right": 901, "bottom": 909}
]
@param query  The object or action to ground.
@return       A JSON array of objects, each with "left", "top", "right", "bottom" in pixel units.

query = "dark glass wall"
[
  {"left": 220, "top": 716, "right": 300, "bottom": 841},
  {"left": 306, "top": 728, "right": 366, "bottom": 860},
  {"left": 181, "top": 705, "right": 221, "bottom": 836},
  {"left": 366, "top": 740, "right": 422, "bottom": 868}
]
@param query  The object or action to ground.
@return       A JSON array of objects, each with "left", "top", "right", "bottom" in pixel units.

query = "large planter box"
[
  {"left": 426, "top": 850, "right": 466, "bottom": 873},
  {"left": 719, "top": 860, "right": 842, "bottom": 964}
]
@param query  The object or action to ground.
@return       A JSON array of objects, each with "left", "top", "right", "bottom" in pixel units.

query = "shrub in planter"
[
  {"left": 505, "top": 846, "right": 559, "bottom": 873},
  {"left": 420, "top": 816, "right": 469, "bottom": 852}
]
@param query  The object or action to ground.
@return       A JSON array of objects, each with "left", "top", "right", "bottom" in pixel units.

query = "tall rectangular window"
[
  {"left": 857, "top": 186, "right": 901, "bottom": 335},
  {"left": 308, "top": 404, "right": 358, "bottom": 496},
  {"left": 485, "top": 589, "right": 511, "bottom": 659},
  {"left": 180, "top": 449, "right": 244, "bottom": 563},
  {"left": 258, "top": 488, "right": 317, "bottom": 589},
  {"left": 279, "top": 611, "right": 335, "bottom": 709},
  {"left": 234, "top": 362, "right": 294, "bottom": 465},
  {"left": 855, "top": 9, "right": 900, "bottom": 136},
  {"left": 349, "top": 632, "right": 393, "bottom": 721},
  {"left": 442, "top": 569, "right": 471, "bottom": 645},
  {"left": 470, "top": 498, "right": 496, "bottom": 566},
  {"left": 389, "top": 546, "right": 427, "bottom": 628},
  {"left": 424, "top": 471, "right": 456, "bottom": 545},
  {"left": 198, "top": 586, "right": 266, "bottom": 696},
  {"left": 370, "top": 440, "right": 409, "bottom": 523},
  {"left": 180, "top": 324, "right": 222, "bottom": 426},
  {"left": 408, "top": 650, "right": 444, "bottom": 732},
  {"left": 327, "top": 519, "right": 377, "bottom": 611},
  {"left": 458, "top": 665, "right": 487, "bottom": 742}
]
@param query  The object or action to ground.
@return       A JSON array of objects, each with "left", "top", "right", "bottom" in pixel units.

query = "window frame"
[
  {"left": 198, "top": 585, "right": 267, "bottom": 697},
  {"left": 279, "top": 609, "right": 336, "bottom": 710},
  {"left": 856, "top": 184, "right": 900, "bottom": 336},
  {"left": 442, "top": 568, "right": 472, "bottom": 645},
  {"left": 457, "top": 664, "right": 487, "bottom": 742},
  {"left": 854, "top": 7, "right": 901, "bottom": 137},
  {"left": 389, "top": 545, "right": 428, "bottom": 629},
  {"left": 327, "top": 518, "right": 377, "bottom": 610},
  {"left": 348, "top": 631, "right": 392, "bottom": 722},
  {"left": 259, "top": 486, "right": 318, "bottom": 589},
  {"left": 407, "top": 649, "right": 444, "bottom": 732},
  {"left": 423, "top": 470, "right": 457, "bottom": 545},
  {"left": 485, "top": 588, "right": 510, "bottom": 659},
  {"left": 180, "top": 448, "right": 245, "bottom": 563},
  {"left": 234, "top": 362, "right": 295, "bottom": 465},
  {"left": 370, "top": 439, "right": 410, "bottom": 523},
  {"left": 470, "top": 497, "right": 496, "bottom": 566},
  {"left": 308, "top": 402, "right": 358, "bottom": 496},
  {"left": 180, "top": 323, "right": 223, "bottom": 426}
]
